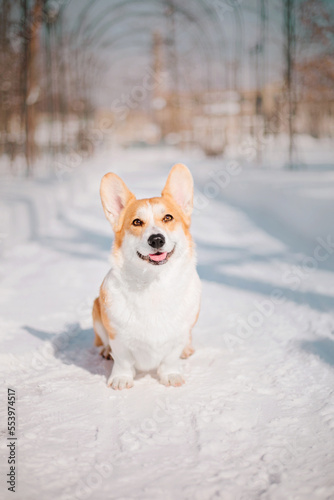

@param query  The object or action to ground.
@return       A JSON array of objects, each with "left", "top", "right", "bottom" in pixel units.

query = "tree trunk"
[
  {"left": 284, "top": 0, "right": 296, "bottom": 169},
  {"left": 22, "top": 0, "right": 44, "bottom": 176}
]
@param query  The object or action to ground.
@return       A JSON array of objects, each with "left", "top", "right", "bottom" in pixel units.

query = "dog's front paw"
[
  {"left": 108, "top": 376, "right": 134, "bottom": 390},
  {"left": 160, "top": 373, "right": 185, "bottom": 387}
]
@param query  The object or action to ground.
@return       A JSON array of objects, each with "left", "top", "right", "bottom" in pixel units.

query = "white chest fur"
[{"left": 104, "top": 258, "right": 201, "bottom": 371}]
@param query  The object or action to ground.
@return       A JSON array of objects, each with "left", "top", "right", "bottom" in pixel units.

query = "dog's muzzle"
[{"left": 137, "top": 246, "right": 175, "bottom": 266}]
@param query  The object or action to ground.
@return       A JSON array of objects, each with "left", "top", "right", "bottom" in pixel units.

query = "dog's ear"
[
  {"left": 100, "top": 173, "right": 135, "bottom": 231},
  {"left": 162, "top": 164, "right": 194, "bottom": 221}
]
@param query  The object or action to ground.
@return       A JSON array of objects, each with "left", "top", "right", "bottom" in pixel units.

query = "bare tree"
[
  {"left": 21, "top": 0, "right": 44, "bottom": 175},
  {"left": 0, "top": 0, "right": 101, "bottom": 176},
  {"left": 283, "top": 0, "right": 296, "bottom": 169},
  {"left": 297, "top": 0, "right": 334, "bottom": 137}
]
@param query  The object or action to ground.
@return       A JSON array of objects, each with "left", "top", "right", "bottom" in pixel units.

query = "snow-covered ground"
[{"left": 1, "top": 145, "right": 334, "bottom": 500}]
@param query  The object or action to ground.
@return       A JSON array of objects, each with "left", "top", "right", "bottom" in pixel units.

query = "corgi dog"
[{"left": 92, "top": 164, "right": 201, "bottom": 390}]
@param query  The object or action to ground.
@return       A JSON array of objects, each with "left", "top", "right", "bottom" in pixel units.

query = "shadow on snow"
[
  {"left": 300, "top": 338, "right": 334, "bottom": 368},
  {"left": 23, "top": 323, "right": 112, "bottom": 380}
]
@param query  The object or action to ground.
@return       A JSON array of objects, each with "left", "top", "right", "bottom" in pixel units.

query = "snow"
[{"left": 1, "top": 144, "right": 334, "bottom": 500}]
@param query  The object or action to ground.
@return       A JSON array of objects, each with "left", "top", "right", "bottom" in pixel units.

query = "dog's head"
[{"left": 100, "top": 164, "right": 194, "bottom": 269}]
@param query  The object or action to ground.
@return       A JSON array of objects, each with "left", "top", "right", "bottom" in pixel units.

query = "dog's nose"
[{"left": 148, "top": 233, "right": 165, "bottom": 249}]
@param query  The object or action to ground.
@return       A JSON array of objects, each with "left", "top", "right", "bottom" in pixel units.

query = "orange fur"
[
  {"left": 181, "top": 306, "right": 200, "bottom": 358},
  {"left": 92, "top": 298, "right": 103, "bottom": 346},
  {"left": 92, "top": 286, "right": 116, "bottom": 346}
]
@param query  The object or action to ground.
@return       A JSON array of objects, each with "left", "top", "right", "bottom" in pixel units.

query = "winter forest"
[{"left": 0, "top": 0, "right": 333, "bottom": 173}]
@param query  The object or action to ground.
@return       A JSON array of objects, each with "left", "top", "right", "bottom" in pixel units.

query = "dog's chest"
[
  {"left": 105, "top": 268, "right": 197, "bottom": 367},
  {"left": 111, "top": 280, "right": 187, "bottom": 339}
]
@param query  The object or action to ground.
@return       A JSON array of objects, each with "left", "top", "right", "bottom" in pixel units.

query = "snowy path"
[{"left": 1, "top": 148, "right": 334, "bottom": 500}]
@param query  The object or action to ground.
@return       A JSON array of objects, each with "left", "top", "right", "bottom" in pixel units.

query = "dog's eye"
[
  {"left": 163, "top": 214, "right": 173, "bottom": 222},
  {"left": 132, "top": 218, "right": 143, "bottom": 227}
]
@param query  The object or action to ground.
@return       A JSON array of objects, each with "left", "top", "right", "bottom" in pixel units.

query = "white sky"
[{"left": 61, "top": 0, "right": 331, "bottom": 108}]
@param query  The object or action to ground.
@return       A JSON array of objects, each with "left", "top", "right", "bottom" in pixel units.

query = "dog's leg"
[
  {"left": 99, "top": 344, "right": 112, "bottom": 360},
  {"left": 92, "top": 297, "right": 112, "bottom": 359},
  {"left": 181, "top": 306, "right": 200, "bottom": 358},
  {"left": 180, "top": 344, "right": 195, "bottom": 359},
  {"left": 108, "top": 339, "right": 135, "bottom": 390},
  {"left": 158, "top": 346, "right": 185, "bottom": 387},
  {"left": 181, "top": 327, "right": 195, "bottom": 358},
  {"left": 95, "top": 322, "right": 112, "bottom": 359}
]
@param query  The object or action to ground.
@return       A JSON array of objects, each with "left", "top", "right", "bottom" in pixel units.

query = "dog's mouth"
[{"left": 137, "top": 246, "right": 175, "bottom": 266}]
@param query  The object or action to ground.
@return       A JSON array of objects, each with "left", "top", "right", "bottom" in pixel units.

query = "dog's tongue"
[{"left": 149, "top": 252, "right": 167, "bottom": 262}]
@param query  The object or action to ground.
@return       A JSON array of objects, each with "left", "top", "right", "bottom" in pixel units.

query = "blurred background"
[{"left": 0, "top": 0, "right": 333, "bottom": 176}]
